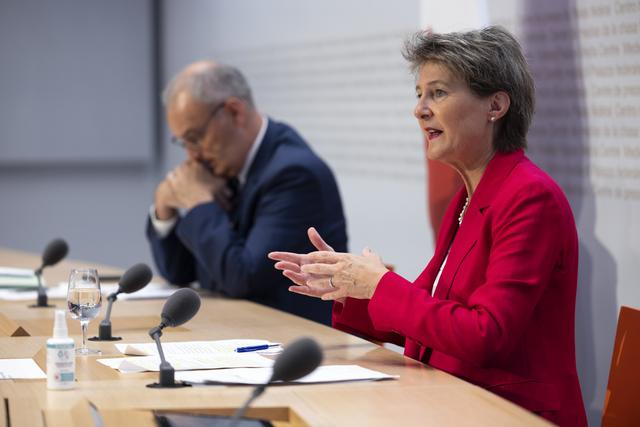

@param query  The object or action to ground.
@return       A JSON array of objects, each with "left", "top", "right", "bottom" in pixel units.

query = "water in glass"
[{"left": 67, "top": 268, "right": 102, "bottom": 355}]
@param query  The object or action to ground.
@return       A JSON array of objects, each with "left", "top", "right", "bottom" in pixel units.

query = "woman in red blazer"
[{"left": 269, "top": 26, "right": 586, "bottom": 426}]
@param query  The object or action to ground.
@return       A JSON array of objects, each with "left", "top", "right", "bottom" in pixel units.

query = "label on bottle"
[{"left": 46, "top": 341, "right": 75, "bottom": 389}]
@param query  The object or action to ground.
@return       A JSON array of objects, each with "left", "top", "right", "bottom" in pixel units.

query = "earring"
[{"left": 490, "top": 116, "right": 496, "bottom": 122}]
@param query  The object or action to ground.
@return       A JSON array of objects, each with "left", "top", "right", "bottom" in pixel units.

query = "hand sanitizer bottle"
[{"left": 47, "top": 309, "right": 75, "bottom": 390}]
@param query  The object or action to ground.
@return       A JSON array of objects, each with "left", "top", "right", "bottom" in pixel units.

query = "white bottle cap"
[{"left": 53, "top": 309, "right": 68, "bottom": 338}]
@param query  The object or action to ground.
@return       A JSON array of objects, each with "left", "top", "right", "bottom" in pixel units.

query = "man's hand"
[
  {"left": 166, "top": 161, "right": 226, "bottom": 211},
  {"left": 154, "top": 179, "right": 179, "bottom": 220}
]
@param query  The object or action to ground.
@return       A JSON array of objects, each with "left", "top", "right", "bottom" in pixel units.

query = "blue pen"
[{"left": 234, "top": 343, "right": 280, "bottom": 353}]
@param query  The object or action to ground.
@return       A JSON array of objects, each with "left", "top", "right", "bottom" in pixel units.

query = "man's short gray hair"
[
  {"left": 402, "top": 26, "right": 535, "bottom": 152},
  {"left": 162, "top": 63, "right": 255, "bottom": 108}
]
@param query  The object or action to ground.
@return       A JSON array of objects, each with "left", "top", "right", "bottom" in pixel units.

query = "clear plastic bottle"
[{"left": 46, "top": 309, "right": 75, "bottom": 390}]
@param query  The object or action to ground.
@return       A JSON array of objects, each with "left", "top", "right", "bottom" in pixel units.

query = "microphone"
[
  {"left": 30, "top": 238, "right": 69, "bottom": 308},
  {"left": 229, "top": 337, "right": 323, "bottom": 426},
  {"left": 89, "top": 263, "right": 153, "bottom": 341},
  {"left": 147, "top": 288, "right": 201, "bottom": 388}
]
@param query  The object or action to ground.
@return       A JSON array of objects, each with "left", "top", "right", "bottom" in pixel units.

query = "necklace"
[{"left": 458, "top": 197, "right": 469, "bottom": 225}]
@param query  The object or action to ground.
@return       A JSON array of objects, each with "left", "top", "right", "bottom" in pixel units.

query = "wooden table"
[{"left": 0, "top": 248, "right": 550, "bottom": 426}]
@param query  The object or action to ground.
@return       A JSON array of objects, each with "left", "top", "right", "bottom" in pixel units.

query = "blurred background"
[{"left": 1, "top": 1, "right": 638, "bottom": 424}]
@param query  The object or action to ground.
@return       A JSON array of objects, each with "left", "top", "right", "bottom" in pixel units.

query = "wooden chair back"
[{"left": 601, "top": 306, "right": 640, "bottom": 427}]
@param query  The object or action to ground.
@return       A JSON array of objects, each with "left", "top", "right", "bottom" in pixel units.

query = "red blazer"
[{"left": 333, "top": 150, "right": 587, "bottom": 426}]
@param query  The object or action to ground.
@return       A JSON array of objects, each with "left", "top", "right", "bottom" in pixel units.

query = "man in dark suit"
[{"left": 147, "top": 61, "right": 347, "bottom": 325}]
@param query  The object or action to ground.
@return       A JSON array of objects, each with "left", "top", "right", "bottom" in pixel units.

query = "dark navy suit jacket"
[{"left": 147, "top": 119, "right": 347, "bottom": 325}]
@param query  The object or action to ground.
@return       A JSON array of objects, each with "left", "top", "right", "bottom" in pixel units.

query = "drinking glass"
[{"left": 67, "top": 268, "right": 102, "bottom": 355}]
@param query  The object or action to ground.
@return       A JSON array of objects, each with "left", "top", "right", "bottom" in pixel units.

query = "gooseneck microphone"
[
  {"left": 229, "top": 337, "right": 323, "bottom": 426},
  {"left": 89, "top": 263, "right": 153, "bottom": 341},
  {"left": 30, "top": 238, "right": 69, "bottom": 308},
  {"left": 147, "top": 288, "right": 201, "bottom": 388}
]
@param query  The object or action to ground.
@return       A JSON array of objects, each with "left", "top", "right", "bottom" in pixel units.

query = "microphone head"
[
  {"left": 160, "top": 288, "right": 201, "bottom": 327},
  {"left": 41, "top": 238, "right": 69, "bottom": 268},
  {"left": 118, "top": 263, "right": 152, "bottom": 294},
  {"left": 270, "top": 337, "right": 323, "bottom": 383}
]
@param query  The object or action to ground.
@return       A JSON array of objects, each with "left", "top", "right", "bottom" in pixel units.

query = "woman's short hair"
[{"left": 403, "top": 26, "right": 534, "bottom": 152}]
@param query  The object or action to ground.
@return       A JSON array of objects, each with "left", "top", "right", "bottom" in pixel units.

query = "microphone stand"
[
  {"left": 228, "top": 384, "right": 267, "bottom": 427},
  {"left": 29, "top": 267, "right": 54, "bottom": 308},
  {"left": 89, "top": 292, "right": 121, "bottom": 341},
  {"left": 146, "top": 323, "right": 191, "bottom": 388}
]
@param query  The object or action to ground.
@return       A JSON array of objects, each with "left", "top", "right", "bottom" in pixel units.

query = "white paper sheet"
[
  {"left": 175, "top": 365, "right": 398, "bottom": 385},
  {"left": 0, "top": 283, "right": 65, "bottom": 301},
  {"left": 115, "top": 339, "right": 280, "bottom": 356},
  {"left": 0, "top": 359, "right": 46, "bottom": 379},
  {"left": 97, "top": 282, "right": 178, "bottom": 300},
  {"left": 0, "top": 281, "right": 176, "bottom": 302},
  {"left": 97, "top": 352, "right": 274, "bottom": 373},
  {"left": 0, "top": 266, "right": 42, "bottom": 290}
]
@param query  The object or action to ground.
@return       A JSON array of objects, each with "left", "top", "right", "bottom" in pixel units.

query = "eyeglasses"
[{"left": 170, "top": 100, "right": 227, "bottom": 149}]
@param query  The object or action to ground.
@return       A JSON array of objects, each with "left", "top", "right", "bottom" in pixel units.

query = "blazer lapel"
[
  {"left": 425, "top": 190, "right": 467, "bottom": 295},
  {"left": 471, "top": 149, "right": 524, "bottom": 215},
  {"left": 243, "top": 118, "right": 279, "bottom": 188},
  {"left": 433, "top": 149, "right": 525, "bottom": 300},
  {"left": 418, "top": 191, "right": 467, "bottom": 361},
  {"left": 232, "top": 119, "right": 279, "bottom": 232},
  {"left": 433, "top": 206, "right": 478, "bottom": 300}
]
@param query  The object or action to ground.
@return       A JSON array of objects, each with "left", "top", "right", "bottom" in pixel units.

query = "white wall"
[
  {"left": 0, "top": 0, "right": 154, "bottom": 164},
  {"left": 0, "top": 0, "right": 158, "bottom": 271},
  {"left": 161, "top": 0, "right": 430, "bottom": 279}
]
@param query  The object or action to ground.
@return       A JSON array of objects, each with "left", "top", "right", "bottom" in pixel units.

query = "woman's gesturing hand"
[
  {"left": 269, "top": 227, "right": 336, "bottom": 298},
  {"left": 269, "top": 227, "right": 388, "bottom": 301},
  {"left": 301, "top": 247, "right": 388, "bottom": 300}
]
